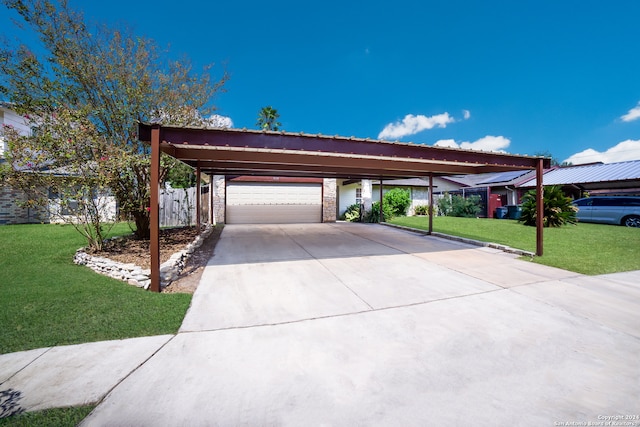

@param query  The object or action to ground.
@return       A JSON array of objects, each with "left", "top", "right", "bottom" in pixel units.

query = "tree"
[
  {"left": 519, "top": 185, "right": 577, "bottom": 227},
  {"left": 256, "top": 106, "right": 281, "bottom": 131},
  {"left": 2, "top": 108, "right": 116, "bottom": 250},
  {"left": 0, "top": 0, "right": 228, "bottom": 240}
]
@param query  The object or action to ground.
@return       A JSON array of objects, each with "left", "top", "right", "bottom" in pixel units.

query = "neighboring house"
[
  {"left": 439, "top": 170, "right": 537, "bottom": 217},
  {"left": 1, "top": 103, "right": 32, "bottom": 157},
  {"left": 0, "top": 103, "right": 49, "bottom": 224},
  {"left": 1, "top": 103, "right": 118, "bottom": 225},
  {"left": 518, "top": 160, "right": 640, "bottom": 198}
]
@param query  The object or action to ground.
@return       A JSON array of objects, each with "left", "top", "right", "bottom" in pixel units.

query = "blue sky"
[{"left": 3, "top": 0, "right": 640, "bottom": 165}]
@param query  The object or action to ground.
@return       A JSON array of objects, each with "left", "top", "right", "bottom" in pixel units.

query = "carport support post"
[
  {"left": 196, "top": 165, "right": 201, "bottom": 230},
  {"left": 536, "top": 158, "right": 544, "bottom": 256},
  {"left": 150, "top": 125, "right": 161, "bottom": 293},
  {"left": 209, "top": 173, "right": 215, "bottom": 225},
  {"left": 428, "top": 174, "right": 433, "bottom": 235},
  {"left": 379, "top": 178, "right": 384, "bottom": 222}
]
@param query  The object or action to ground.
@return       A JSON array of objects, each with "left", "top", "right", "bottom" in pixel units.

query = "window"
[{"left": 356, "top": 188, "right": 362, "bottom": 204}]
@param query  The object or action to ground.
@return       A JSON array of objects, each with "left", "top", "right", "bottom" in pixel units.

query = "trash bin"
[
  {"left": 495, "top": 207, "right": 507, "bottom": 219},
  {"left": 506, "top": 205, "right": 522, "bottom": 220}
]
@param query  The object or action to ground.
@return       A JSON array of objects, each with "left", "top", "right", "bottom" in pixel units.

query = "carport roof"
[{"left": 138, "top": 124, "right": 550, "bottom": 179}]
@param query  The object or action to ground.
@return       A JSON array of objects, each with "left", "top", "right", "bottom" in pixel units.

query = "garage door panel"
[
  {"left": 227, "top": 205, "right": 321, "bottom": 224},
  {"left": 227, "top": 183, "right": 322, "bottom": 224}
]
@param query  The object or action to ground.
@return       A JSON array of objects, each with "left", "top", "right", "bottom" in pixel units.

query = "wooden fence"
[{"left": 159, "top": 186, "right": 210, "bottom": 228}]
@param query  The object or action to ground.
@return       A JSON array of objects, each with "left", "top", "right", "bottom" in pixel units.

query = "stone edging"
[
  {"left": 73, "top": 225, "right": 214, "bottom": 290},
  {"left": 381, "top": 222, "right": 535, "bottom": 258}
]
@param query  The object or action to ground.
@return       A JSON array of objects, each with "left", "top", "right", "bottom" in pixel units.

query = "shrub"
[
  {"left": 383, "top": 188, "right": 411, "bottom": 217},
  {"left": 519, "top": 185, "right": 577, "bottom": 227},
  {"left": 438, "top": 193, "right": 482, "bottom": 217},
  {"left": 365, "top": 201, "right": 394, "bottom": 223},
  {"left": 342, "top": 203, "right": 362, "bottom": 222},
  {"left": 414, "top": 204, "right": 431, "bottom": 215}
]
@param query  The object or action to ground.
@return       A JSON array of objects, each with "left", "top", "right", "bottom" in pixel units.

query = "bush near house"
[
  {"left": 438, "top": 193, "right": 482, "bottom": 218},
  {"left": 413, "top": 205, "right": 431, "bottom": 215},
  {"left": 383, "top": 188, "right": 411, "bottom": 217},
  {"left": 342, "top": 203, "right": 362, "bottom": 222},
  {"left": 364, "top": 201, "right": 394, "bottom": 223},
  {"left": 519, "top": 185, "right": 577, "bottom": 227}
]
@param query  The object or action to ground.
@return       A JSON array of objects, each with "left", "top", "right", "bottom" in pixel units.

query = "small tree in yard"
[
  {"left": 2, "top": 108, "right": 115, "bottom": 250},
  {"left": 519, "top": 185, "right": 577, "bottom": 227},
  {"left": 0, "top": 0, "right": 228, "bottom": 241}
]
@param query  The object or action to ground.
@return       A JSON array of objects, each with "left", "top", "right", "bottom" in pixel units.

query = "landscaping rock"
[{"left": 74, "top": 224, "right": 213, "bottom": 290}]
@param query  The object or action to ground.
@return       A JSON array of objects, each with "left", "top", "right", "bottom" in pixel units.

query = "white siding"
[
  {"left": 1, "top": 106, "right": 32, "bottom": 158},
  {"left": 338, "top": 181, "right": 359, "bottom": 217}
]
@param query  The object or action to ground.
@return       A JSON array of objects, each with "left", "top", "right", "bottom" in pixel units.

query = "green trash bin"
[{"left": 506, "top": 205, "right": 522, "bottom": 220}]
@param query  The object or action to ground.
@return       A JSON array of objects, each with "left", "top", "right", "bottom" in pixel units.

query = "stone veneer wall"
[
  {"left": 0, "top": 184, "right": 48, "bottom": 225},
  {"left": 212, "top": 175, "right": 226, "bottom": 224},
  {"left": 322, "top": 178, "right": 337, "bottom": 222}
]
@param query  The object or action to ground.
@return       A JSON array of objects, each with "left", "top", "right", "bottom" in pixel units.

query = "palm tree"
[{"left": 256, "top": 106, "right": 281, "bottom": 131}]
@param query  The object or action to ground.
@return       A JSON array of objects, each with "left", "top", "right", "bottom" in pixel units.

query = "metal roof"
[
  {"left": 476, "top": 170, "right": 531, "bottom": 185},
  {"left": 138, "top": 124, "right": 549, "bottom": 180},
  {"left": 441, "top": 170, "right": 533, "bottom": 187},
  {"left": 519, "top": 160, "right": 640, "bottom": 187}
]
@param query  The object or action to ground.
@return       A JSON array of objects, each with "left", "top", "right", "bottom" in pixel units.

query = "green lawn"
[
  {"left": 0, "top": 223, "right": 191, "bottom": 354},
  {"left": 388, "top": 216, "right": 640, "bottom": 275},
  {"left": 0, "top": 406, "right": 94, "bottom": 427}
]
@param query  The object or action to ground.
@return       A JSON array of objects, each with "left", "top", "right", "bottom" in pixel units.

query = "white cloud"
[
  {"left": 434, "top": 135, "right": 511, "bottom": 153},
  {"left": 563, "top": 139, "right": 640, "bottom": 165},
  {"left": 620, "top": 102, "right": 640, "bottom": 122},
  {"left": 206, "top": 114, "right": 233, "bottom": 128},
  {"left": 463, "top": 109, "right": 471, "bottom": 120},
  {"left": 432, "top": 138, "right": 459, "bottom": 149},
  {"left": 378, "top": 113, "right": 454, "bottom": 140}
]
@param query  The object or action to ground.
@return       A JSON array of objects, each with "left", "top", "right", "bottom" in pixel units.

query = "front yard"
[
  {"left": 389, "top": 216, "right": 640, "bottom": 275},
  {"left": 0, "top": 224, "right": 192, "bottom": 354},
  {"left": 2, "top": 218, "right": 639, "bottom": 355}
]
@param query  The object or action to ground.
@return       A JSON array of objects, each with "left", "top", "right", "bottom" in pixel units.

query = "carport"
[{"left": 138, "top": 123, "right": 550, "bottom": 292}]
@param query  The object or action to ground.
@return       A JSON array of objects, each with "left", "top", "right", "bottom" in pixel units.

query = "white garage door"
[{"left": 227, "top": 182, "right": 322, "bottom": 224}]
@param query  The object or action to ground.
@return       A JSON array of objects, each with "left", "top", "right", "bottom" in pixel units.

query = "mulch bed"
[{"left": 91, "top": 225, "right": 223, "bottom": 293}]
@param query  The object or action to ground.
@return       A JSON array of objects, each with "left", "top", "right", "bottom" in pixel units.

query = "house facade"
[
  {"left": 1, "top": 104, "right": 118, "bottom": 225},
  {"left": 0, "top": 104, "right": 49, "bottom": 224}
]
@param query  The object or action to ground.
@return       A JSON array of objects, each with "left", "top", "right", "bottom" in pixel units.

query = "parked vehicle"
[{"left": 572, "top": 196, "right": 640, "bottom": 227}]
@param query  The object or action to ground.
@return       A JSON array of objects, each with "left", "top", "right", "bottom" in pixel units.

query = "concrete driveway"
[{"left": 4, "top": 223, "right": 638, "bottom": 426}]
